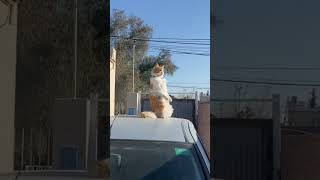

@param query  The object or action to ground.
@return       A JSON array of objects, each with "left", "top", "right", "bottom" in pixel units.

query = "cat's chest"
[{"left": 150, "top": 78, "right": 166, "bottom": 87}]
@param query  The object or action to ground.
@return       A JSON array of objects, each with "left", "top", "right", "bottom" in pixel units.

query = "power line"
[
  {"left": 120, "top": 43, "right": 210, "bottom": 53},
  {"left": 214, "top": 66, "right": 320, "bottom": 71},
  {"left": 148, "top": 50, "right": 209, "bottom": 56},
  {"left": 149, "top": 44, "right": 210, "bottom": 50},
  {"left": 168, "top": 82, "right": 210, "bottom": 85},
  {"left": 168, "top": 85, "right": 210, "bottom": 89},
  {"left": 213, "top": 75, "right": 320, "bottom": 83},
  {"left": 110, "top": 35, "right": 210, "bottom": 41},
  {"left": 110, "top": 36, "right": 210, "bottom": 45},
  {"left": 117, "top": 42, "right": 210, "bottom": 51},
  {"left": 211, "top": 78, "right": 320, "bottom": 87},
  {"left": 149, "top": 46, "right": 209, "bottom": 54}
]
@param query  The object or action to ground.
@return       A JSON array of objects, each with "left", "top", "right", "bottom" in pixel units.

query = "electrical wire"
[
  {"left": 168, "top": 85, "right": 210, "bottom": 89},
  {"left": 147, "top": 50, "right": 209, "bottom": 56},
  {"left": 168, "top": 82, "right": 210, "bottom": 85},
  {"left": 213, "top": 75, "right": 320, "bottom": 83},
  {"left": 110, "top": 36, "right": 210, "bottom": 45},
  {"left": 110, "top": 35, "right": 210, "bottom": 41},
  {"left": 118, "top": 43, "right": 210, "bottom": 54},
  {"left": 149, "top": 46, "right": 209, "bottom": 54},
  {"left": 211, "top": 78, "right": 320, "bottom": 87},
  {"left": 214, "top": 66, "right": 320, "bottom": 71},
  {"left": 149, "top": 44, "right": 210, "bottom": 50}
]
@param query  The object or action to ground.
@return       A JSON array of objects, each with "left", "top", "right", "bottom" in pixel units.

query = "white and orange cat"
[{"left": 140, "top": 63, "right": 174, "bottom": 118}]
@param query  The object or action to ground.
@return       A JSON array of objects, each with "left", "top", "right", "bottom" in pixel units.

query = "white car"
[{"left": 110, "top": 116, "right": 210, "bottom": 180}]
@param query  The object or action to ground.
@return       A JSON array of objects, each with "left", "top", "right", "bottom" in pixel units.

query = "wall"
[
  {"left": 51, "top": 99, "right": 88, "bottom": 169},
  {"left": 288, "top": 110, "right": 320, "bottom": 127},
  {"left": 0, "top": 2, "right": 17, "bottom": 174},
  {"left": 110, "top": 48, "right": 116, "bottom": 116},
  {"left": 281, "top": 132, "right": 320, "bottom": 180},
  {"left": 198, "top": 102, "right": 210, "bottom": 155}
]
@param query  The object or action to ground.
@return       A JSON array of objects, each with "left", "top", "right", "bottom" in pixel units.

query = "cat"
[
  {"left": 98, "top": 159, "right": 110, "bottom": 178},
  {"left": 140, "top": 63, "right": 174, "bottom": 118},
  {"left": 149, "top": 63, "right": 172, "bottom": 102}
]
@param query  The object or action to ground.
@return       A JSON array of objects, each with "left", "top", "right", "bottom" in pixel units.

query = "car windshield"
[{"left": 110, "top": 140, "right": 206, "bottom": 180}]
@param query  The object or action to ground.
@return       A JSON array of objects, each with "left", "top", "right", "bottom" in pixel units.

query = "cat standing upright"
[{"left": 140, "top": 63, "right": 174, "bottom": 118}]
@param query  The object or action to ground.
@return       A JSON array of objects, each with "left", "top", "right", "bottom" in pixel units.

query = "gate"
[
  {"left": 211, "top": 95, "right": 280, "bottom": 180},
  {"left": 141, "top": 98, "right": 196, "bottom": 125}
]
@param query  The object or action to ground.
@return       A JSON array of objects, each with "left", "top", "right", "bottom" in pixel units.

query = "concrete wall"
[
  {"left": 110, "top": 48, "right": 116, "bottom": 116},
  {"left": 198, "top": 102, "right": 210, "bottom": 155},
  {"left": 0, "top": 2, "right": 17, "bottom": 174},
  {"left": 51, "top": 99, "right": 88, "bottom": 169},
  {"left": 282, "top": 132, "right": 320, "bottom": 180}
]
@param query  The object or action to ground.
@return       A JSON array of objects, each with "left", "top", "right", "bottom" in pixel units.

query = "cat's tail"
[{"left": 139, "top": 111, "right": 157, "bottom": 119}]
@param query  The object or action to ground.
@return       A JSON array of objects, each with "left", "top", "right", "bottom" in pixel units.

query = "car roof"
[{"left": 110, "top": 115, "right": 194, "bottom": 143}]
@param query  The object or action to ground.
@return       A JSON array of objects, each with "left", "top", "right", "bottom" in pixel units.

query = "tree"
[
  {"left": 238, "top": 106, "right": 255, "bottom": 119},
  {"left": 139, "top": 49, "right": 178, "bottom": 85},
  {"left": 110, "top": 9, "right": 178, "bottom": 114}
]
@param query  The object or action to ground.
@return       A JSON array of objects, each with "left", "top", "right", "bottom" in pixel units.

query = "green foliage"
[
  {"left": 111, "top": 9, "right": 178, "bottom": 114},
  {"left": 139, "top": 49, "right": 178, "bottom": 83}
]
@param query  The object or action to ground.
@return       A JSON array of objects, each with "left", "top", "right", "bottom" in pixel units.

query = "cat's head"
[{"left": 151, "top": 63, "right": 164, "bottom": 77}]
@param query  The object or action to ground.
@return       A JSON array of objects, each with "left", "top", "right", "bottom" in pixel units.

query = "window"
[{"left": 110, "top": 140, "right": 206, "bottom": 180}]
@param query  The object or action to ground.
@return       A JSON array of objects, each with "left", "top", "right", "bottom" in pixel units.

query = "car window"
[{"left": 110, "top": 140, "right": 206, "bottom": 180}]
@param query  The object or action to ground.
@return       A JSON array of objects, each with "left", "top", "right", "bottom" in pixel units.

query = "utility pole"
[
  {"left": 132, "top": 41, "right": 136, "bottom": 92},
  {"left": 73, "top": 0, "right": 78, "bottom": 99}
]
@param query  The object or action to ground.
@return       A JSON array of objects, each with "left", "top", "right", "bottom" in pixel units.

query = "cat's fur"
[
  {"left": 139, "top": 111, "right": 157, "bottom": 119},
  {"left": 140, "top": 63, "right": 174, "bottom": 118},
  {"left": 98, "top": 159, "right": 109, "bottom": 178}
]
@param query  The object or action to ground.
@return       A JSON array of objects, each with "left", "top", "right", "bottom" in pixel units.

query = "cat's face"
[{"left": 152, "top": 63, "right": 164, "bottom": 77}]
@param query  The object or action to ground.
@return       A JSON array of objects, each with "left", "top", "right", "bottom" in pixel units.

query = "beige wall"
[
  {"left": 0, "top": 2, "right": 17, "bottom": 174},
  {"left": 198, "top": 102, "right": 210, "bottom": 156},
  {"left": 110, "top": 48, "right": 116, "bottom": 116}
]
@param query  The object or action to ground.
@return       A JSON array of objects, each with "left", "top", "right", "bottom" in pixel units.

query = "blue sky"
[{"left": 111, "top": 0, "right": 210, "bottom": 94}]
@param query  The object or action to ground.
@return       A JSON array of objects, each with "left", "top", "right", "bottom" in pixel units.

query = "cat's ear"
[
  {"left": 159, "top": 64, "right": 164, "bottom": 68},
  {"left": 154, "top": 63, "right": 159, "bottom": 67}
]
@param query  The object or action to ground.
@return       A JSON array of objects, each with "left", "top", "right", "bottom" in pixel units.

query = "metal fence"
[
  {"left": 211, "top": 95, "right": 281, "bottom": 180},
  {"left": 212, "top": 118, "right": 273, "bottom": 180},
  {"left": 15, "top": 127, "right": 53, "bottom": 171},
  {"left": 14, "top": 97, "right": 109, "bottom": 172},
  {"left": 141, "top": 96, "right": 196, "bottom": 125}
]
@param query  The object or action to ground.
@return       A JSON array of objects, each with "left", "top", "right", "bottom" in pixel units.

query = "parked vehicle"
[{"left": 110, "top": 115, "right": 210, "bottom": 180}]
